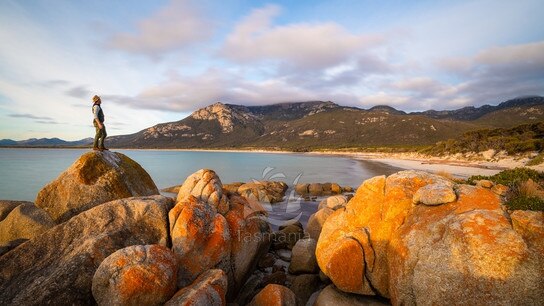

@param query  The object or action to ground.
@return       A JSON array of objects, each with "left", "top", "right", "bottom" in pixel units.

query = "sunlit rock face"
[{"left": 316, "top": 170, "right": 544, "bottom": 305}]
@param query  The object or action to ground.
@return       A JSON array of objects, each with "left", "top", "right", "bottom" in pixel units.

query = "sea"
[{"left": 0, "top": 148, "right": 402, "bottom": 226}]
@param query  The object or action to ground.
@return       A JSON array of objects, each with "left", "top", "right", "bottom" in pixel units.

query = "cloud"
[
  {"left": 65, "top": 85, "right": 91, "bottom": 99},
  {"left": 106, "top": 0, "right": 214, "bottom": 55},
  {"left": 8, "top": 113, "right": 54, "bottom": 120},
  {"left": 220, "top": 5, "right": 384, "bottom": 71}
]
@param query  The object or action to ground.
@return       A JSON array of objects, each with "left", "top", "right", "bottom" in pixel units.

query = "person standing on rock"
[{"left": 92, "top": 95, "right": 108, "bottom": 151}]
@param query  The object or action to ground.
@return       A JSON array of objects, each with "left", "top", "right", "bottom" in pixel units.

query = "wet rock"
[
  {"left": 295, "top": 184, "right": 309, "bottom": 195},
  {"left": 249, "top": 284, "right": 297, "bottom": 306},
  {"left": 92, "top": 244, "right": 178, "bottom": 306},
  {"left": 35, "top": 151, "right": 159, "bottom": 223},
  {"left": 289, "top": 238, "right": 319, "bottom": 274},
  {"left": 165, "top": 269, "right": 227, "bottom": 306},
  {"left": 0, "top": 202, "right": 54, "bottom": 245},
  {"left": 0, "top": 195, "right": 172, "bottom": 305}
]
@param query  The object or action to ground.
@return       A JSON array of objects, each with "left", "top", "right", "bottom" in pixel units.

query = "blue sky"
[{"left": 1, "top": 0, "right": 543, "bottom": 140}]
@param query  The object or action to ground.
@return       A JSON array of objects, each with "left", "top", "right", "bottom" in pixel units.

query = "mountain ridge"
[
  {"left": 3, "top": 96, "right": 543, "bottom": 150},
  {"left": 107, "top": 96, "right": 544, "bottom": 150}
]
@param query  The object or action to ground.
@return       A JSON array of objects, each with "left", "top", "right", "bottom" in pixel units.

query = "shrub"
[
  {"left": 467, "top": 167, "right": 544, "bottom": 186},
  {"left": 507, "top": 196, "right": 544, "bottom": 211}
]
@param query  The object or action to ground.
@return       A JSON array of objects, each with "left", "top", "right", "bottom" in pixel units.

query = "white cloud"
[
  {"left": 107, "top": 0, "right": 214, "bottom": 55},
  {"left": 220, "top": 5, "right": 383, "bottom": 71}
]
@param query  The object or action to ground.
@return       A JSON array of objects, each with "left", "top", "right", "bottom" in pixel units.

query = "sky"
[{"left": 1, "top": 0, "right": 543, "bottom": 141}]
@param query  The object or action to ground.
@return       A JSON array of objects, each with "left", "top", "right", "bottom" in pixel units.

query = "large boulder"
[
  {"left": 170, "top": 169, "right": 272, "bottom": 301},
  {"left": 92, "top": 244, "right": 178, "bottom": 306},
  {"left": 316, "top": 170, "right": 544, "bottom": 305},
  {"left": 288, "top": 238, "right": 319, "bottom": 274},
  {"left": 317, "top": 195, "right": 350, "bottom": 211},
  {"left": 224, "top": 194, "right": 271, "bottom": 299},
  {"left": 249, "top": 284, "right": 297, "bottom": 306},
  {"left": 169, "top": 195, "right": 231, "bottom": 288},
  {"left": 0, "top": 202, "right": 54, "bottom": 245},
  {"left": 176, "top": 169, "right": 229, "bottom": 214},
  {"left": 0, "top": 195, "right": 173, "bottom": 305},
  {"left": 35, "top": 151, "right": 159, "bottom": 223},
  {"left": 165, "top": 269, "right": 228, "bottom": 306}
]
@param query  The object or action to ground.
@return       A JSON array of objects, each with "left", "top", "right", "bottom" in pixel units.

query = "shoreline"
[{"left": 2, "top": 147, "right": 542, "bottom": 178}]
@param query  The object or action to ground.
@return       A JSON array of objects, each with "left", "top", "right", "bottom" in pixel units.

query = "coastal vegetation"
[
  {"left": 468, "top": 168, "right": 544, "bottom": 211},
  {"left": 422, "top": 122, "right": 544, "bottom": 156}
]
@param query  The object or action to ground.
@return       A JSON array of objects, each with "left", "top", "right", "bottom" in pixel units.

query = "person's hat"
[{"left": 92, "top": 95, "right": 101, "bottom": 102}]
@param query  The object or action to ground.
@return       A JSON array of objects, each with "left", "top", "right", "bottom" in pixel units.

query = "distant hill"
[
  {"left": 107, "top": 96, "right": 544, "bottom": 150},
  {"left": 0, "top": 137, "right": 93, "bottom": 147}
]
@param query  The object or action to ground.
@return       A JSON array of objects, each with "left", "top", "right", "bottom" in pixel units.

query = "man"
[{"left": 92, "top": 95, "right": 108, "bottom": 151}]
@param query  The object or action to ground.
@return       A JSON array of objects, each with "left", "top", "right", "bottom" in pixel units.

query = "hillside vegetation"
[{"left": 422, "top": 122, "right": 544, "bottom": 156}]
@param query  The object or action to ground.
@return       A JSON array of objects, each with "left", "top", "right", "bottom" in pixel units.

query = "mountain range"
[
  {"left": 107, "top": 96, "right": 544, "bottom": 150},
  {"left": 3, "top": 96, "right": 543, "bottom": 150},
  {"left": 0, "top": 137, "right": 93, "bottom": 147}
]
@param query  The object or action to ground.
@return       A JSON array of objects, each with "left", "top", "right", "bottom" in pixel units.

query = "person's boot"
[{"left": 93, "top": 147, "right": 100, "bottom": 151}]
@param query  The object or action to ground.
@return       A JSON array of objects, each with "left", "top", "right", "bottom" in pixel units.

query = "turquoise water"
[{"left": 0, "top": 148, "right": 400, "bottom": 202}]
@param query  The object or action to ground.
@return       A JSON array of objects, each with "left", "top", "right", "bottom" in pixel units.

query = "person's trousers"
[{"left": 93, "top": 122, "right": 107, "bottom": 149}]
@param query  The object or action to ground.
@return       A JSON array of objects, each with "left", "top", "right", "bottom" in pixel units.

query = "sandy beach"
[{"left": 307, "top": 151, "right": 544, "bottom": 178}]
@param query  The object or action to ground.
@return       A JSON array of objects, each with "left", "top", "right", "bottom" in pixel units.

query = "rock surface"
[
  {"left": 308, "top": 195, "right": 350, "bottom": 240},
  {"left": 224, "top": 194, "right": 271, "bottom": 299},
  {"left": 412, "top": 181, "right": 456, "bottom": 205},
  {"left": 288, "top": 238, "right": 319, "bottom": 274},
  {"left": 165, "top": 269, "right": 228, "bottom": 306},
  {"left": 316, "top": 170, "right": 544, "bottom": 305},
  {"left": 289, "top": 274, "right": 321, "bottom": 306},
  {"left": 35, "top": 151, "right": 159, "bottom": 223},
  {"left": 92, "top": 244, "right": 178, "bottom": 306},
  {"left": 237, "top": 181, "right": 288, "bottom": 204},
  {"left": 315, "top": 285, "right": 389, "bottom": 306},
  {"left": 295, "top": 183, "right": 347, "bottom": 196},
  {"left": 0, "top": 202, "right": 54, "bottom": 245},
  {"left": 249, "top": 284, "right": 297, "bottom": 306},
  {"left": 169, "top": 195, "right": 231, "bottom": 288},
  {"left": 176, "top": 169, "right": 229, "bottom": 214},
  {"left": 0, "top": 195, "right": 173, "bottom": 305},
  {"left": 0, "top": 200, "right": 30, "bottom": 221}
]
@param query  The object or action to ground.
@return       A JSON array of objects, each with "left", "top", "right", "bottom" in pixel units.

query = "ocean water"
[{"left": 0, "top": 148, "right": 401, "bottom": 224}]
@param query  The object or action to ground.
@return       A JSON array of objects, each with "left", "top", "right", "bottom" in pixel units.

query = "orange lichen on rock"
[
  {"left": 165, "top": 269, "right": 228, "bottom": 306},
  {"left": 92, "top": 244, "right": 178, "bottom": 306},
  {"left": 316, "top": 170, "right": 544, "bottom": 305},
  {"left": 248, "top": 284, "right": 297, "bottom": 306}
]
